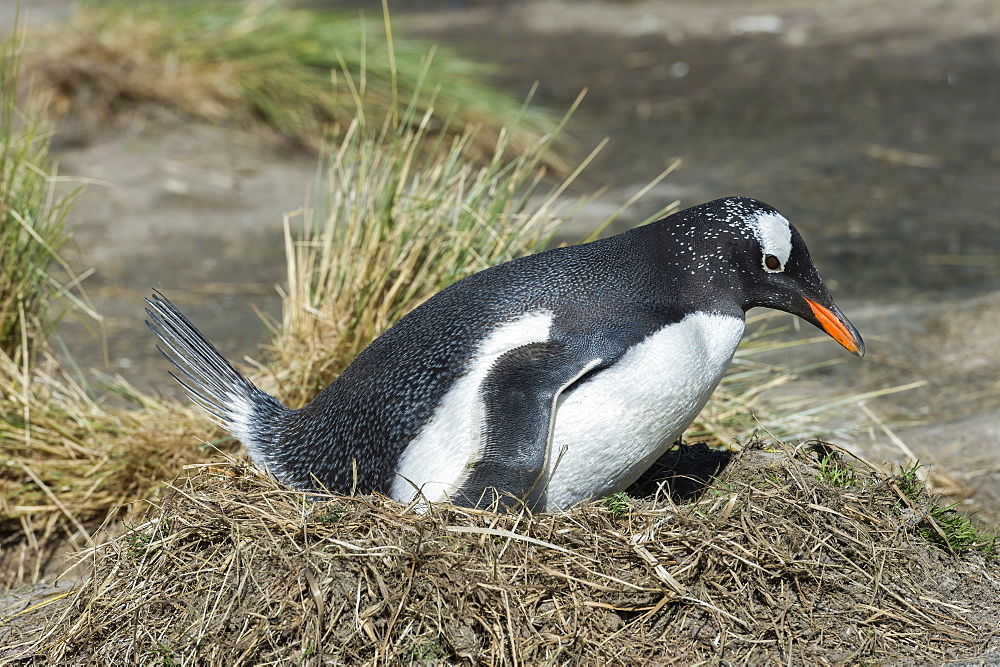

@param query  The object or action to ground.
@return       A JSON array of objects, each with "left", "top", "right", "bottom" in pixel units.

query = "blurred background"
[{"left": 3, "top": 0, "right": 999, "bottom": 520}]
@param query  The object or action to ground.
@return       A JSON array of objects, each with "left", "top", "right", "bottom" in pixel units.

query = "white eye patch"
[{"left": 751, "top": 211, "right": 792, "bottom": 272}]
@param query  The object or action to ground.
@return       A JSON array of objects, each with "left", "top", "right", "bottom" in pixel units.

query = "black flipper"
[{"left": 451, "top": 341, "right": 603, "bottom": 510}]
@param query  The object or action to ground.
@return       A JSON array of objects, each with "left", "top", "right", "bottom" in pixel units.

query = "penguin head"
[
  {"left": 658, "top": 197, "right": 865, "bottom": 358},
  {"left": 729, "top": 197, "right": 865, "bottom": 358}
]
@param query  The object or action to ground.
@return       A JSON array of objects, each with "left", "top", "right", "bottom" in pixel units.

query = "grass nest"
[{"left": 2, "top": 440, "right": 997, "bottom": 664}]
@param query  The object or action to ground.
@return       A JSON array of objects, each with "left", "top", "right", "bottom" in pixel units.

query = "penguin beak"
[{"left": 802, "top": 297, "right": 865, "bottom": 358}]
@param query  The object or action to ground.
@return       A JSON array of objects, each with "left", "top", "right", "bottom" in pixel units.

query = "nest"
[{"left": 2, "top": 441, "right": 998, "bottom": 664}]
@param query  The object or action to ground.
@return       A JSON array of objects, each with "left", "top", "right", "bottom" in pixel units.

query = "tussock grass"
[
  {"left": 3, "top": 441, "right": 997, "bottom": 663},
  {"left": 0, "top": 20, "right": 112, "bottom": 589},
  {"left": 0, "top": 28, "right": 84, "bottom": 366},
  {"left": 24, "top": 1, "right": 562, "bottom": 164}
]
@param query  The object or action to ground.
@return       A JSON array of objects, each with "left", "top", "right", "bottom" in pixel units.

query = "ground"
[
  {"left": 2, "top": 442, "right": 999, "bottom": 663},
  {"left": 5, "top": 0, "right": 999, "bottom": 528}
]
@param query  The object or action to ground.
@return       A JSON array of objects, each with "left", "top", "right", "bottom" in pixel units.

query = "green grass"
[
  {"left": 923, "top": 503, "right": 997, "bottom": 557},
  {"left": 316, "top": 504, "right": 347, "bottom": 525},
  {"left": 896, "top": 461, "right": 925, "bottom": 500},
  {"left": 896, "top": 462, "right": 997, "bottom": 559},
  {"left": 815, "top": 452, "right": 859, "bottom": 488},
  {"left": 600, "top": 492, "right": 632, "bottom": 519},
  {"left": 145, "top": 644, "right": 178, "bottom": 667},
  {"left": 405, "top": 637, "right": 447, "bottom": 664}
]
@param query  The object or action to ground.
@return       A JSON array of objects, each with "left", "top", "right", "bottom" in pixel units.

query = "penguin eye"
[{"left": 763, "top": 254, "right": 783, "bottom": 272}]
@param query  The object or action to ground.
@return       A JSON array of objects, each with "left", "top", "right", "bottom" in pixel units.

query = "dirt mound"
[{"left": 2, "top": 441, "right": 997, "bottom": 664}]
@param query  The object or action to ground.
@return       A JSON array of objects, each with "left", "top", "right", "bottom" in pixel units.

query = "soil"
[{"left": 6, "top": 1, "right": 999, "bottom": 531}]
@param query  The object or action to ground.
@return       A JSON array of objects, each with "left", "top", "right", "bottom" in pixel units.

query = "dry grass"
[
  {"left": 2, "top": 440, "right": 997, "bottom": 664},
  {"left": 0, "top": 352, "right": 231, "bottom": 592}
]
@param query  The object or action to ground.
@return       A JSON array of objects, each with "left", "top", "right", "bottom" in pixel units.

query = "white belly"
[
  {"left": 390, "top": 310, "right": 745, "bottom": 509},
  {"left": 539, "top": 313, "right": 745, "bottom": 509},
  {"left": 389, "top": 311, "right": 554, "bottom": 502}
]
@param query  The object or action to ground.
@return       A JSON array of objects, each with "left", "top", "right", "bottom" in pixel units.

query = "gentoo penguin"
[{"left": 146, "top": 197, "right": 864, "bottom": 511}]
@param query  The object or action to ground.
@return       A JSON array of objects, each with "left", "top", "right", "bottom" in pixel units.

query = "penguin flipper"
[{"left": 451, "top": 341, "right": 602, "bottom": 510}]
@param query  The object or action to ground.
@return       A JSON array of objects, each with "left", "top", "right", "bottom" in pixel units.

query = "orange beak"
[{"left": 803, "top": 297, "right": 865, "bottom": 357}]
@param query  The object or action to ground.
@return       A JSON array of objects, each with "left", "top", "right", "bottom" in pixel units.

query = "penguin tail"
[{"left": 144, "top": 290, "right": 290, "bottom": 473}]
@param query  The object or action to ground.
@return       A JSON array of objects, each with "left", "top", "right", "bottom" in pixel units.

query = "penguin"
[{"left": 146, "top": 196, "right": 864, "bottom": 511}]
